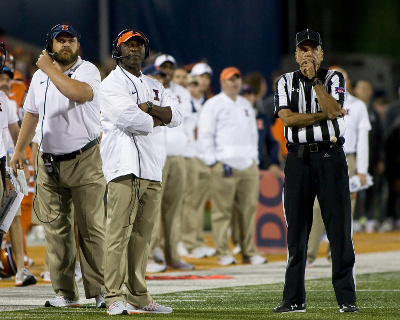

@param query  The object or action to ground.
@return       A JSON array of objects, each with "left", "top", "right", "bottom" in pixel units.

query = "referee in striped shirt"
[{"left": 273, "top": 30, "right": 358, "bottom": 313}]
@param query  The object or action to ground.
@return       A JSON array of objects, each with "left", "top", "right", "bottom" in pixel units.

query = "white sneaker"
[
  {"left": 15, "top": 266, "right": 37, "bottom": 287},
  {"left": 75, "top": 261, "right": 82, "bottom": 282},
  {"left": 153, "top": 247, "right": 166, "bottom": 264},
  {"left": 177, "top": 241, "right": 189, "bottom": 257},
  {"left": 107, "top": 301, "right": 128, "bottom": 315},
  {"left": 188, "top": 247, "right": 207, "bottom": 259},
  {"left": 127, "top": 301, "right": 173, "bottom": 314},
  {"left": 44, "top": 295, "right": 81, "bottom": 307},
  {"left": 96, "top": 293, "right": 106, "bottom": 308},
  {"left": 218, "top": 255, "right": 237, "bottom": 266},
  {"left": 380, "top": 218, "right": 394, "bottom": 232},
  {"left": 353, "top": 219, "right": 362, "bottom": 233},
  {"left": 365, "top": 219, "right": 378, "bottom": 233},
  {"left": 146, "top": 262, "right": 166, "bottom": 273},
  {"left": 40, "top": 271, "right": 51, "bottom": 283},
  {"left": 245, "top": 254, "right": 267, "bottom": 265},
  {"left": 232, "top": 245, "right": 241, "bottom": 255},
  {"left": 202, "top": 245, "right": 216, "bottom": 257}
]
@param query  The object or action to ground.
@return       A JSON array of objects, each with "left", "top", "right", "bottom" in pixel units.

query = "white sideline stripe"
[{"left": 0, "top": 250, "right": 399, "bottom": 311}]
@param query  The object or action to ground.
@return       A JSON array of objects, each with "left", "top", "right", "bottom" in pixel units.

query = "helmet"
[{"left": 0, "top": 243, "right": 17, "bottom": 277}]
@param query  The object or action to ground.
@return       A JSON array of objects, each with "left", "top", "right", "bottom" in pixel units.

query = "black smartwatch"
[
  {"left": 5, "top": 173, "right": 11, "bottom": 180},
  {"left": 146, "top": 101, "right": 154, "bottom": 114}
]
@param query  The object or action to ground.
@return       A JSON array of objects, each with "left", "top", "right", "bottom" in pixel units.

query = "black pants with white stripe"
[{"left": 282, "top": 145, "right": 356, "bottom": 305}]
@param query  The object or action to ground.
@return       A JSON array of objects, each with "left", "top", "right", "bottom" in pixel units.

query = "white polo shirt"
[
  {"left": 23, "top": 57, "right": 101, "bottom": 154},
  {"left": 197, "top": 92, "right": 258, "bottom": 170},
  {"left": 343, "top": 93, "right": 371, "bottom": 174},
  {"left": 164, "top": 82, "right": 193, "bottom": 157},
  {"left": 100, "top": 66, "right": 181, "bottom": 183}
]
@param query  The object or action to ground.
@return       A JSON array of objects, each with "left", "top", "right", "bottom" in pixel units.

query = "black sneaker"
[
  {"left": 340, "top": 302, "right": 359, "bottom": 313},
  {"left": 273, "top": 301, "right": 306, "bottom": 313}
]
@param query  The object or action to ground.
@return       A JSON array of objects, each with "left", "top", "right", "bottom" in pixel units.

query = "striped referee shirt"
[{"left": 274, "top": 68, "right": 346, "bottom": 143}]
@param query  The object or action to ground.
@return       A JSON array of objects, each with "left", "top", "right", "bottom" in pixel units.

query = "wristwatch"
[
  {"left": 5, "top": 173, "right": 11, "bottom": 180},
  {"left": 146, "top": 101, "right": 154, "bottom": 114}
]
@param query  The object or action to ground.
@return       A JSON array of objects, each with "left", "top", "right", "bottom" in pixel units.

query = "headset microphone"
[
  {"left": 47, "top": 51, "right": 58, "bottom": 59},
  {"left": 112, "top": 53, "right": 132, "bottom": 60}
]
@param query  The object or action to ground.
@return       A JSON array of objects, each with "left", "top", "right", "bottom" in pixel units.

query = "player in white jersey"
[
  {"left": 10, "top": 24, "right": 106, "bottom": 308},
  {"left": 146, "top": 54, "right": 194, "bottom": 271},
  {"left": 100, "top": 29, "right": 181, "bottom": 315}
]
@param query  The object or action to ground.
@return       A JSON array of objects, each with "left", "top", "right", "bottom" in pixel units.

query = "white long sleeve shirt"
[
  {"left": 100, "top": 66, "right": 181, "bottom": 183},
  {"left": 164, "top": 82, "right": 193, "bottom": 157},
  {"left": 24, "top": 57, "right": 102, "bottom": 154},
  {"left": 343, "top": 93, "right": 371, "bottom": 175},
  {"left": 197, "top": 92, "right": 258, "bottom": 170}
]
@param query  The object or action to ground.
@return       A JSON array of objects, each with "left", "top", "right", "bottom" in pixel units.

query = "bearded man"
[{"left": 10, "top": 24, "right": 107, "bottom": 308}]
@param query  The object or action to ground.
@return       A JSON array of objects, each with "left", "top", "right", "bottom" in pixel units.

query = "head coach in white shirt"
[
  {"left": 10, "top": 24, "right": 106, "bottom": 308},
  {"left": 197, "top": 67, "right": 267, "bottom": 267},
  {"left": 99, "top": 29, "right": 181, "bottom": 315}
]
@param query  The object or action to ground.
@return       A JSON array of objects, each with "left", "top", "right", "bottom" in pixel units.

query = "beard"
[{"left": 55, "top": 48, "right": 79, "bottom": 66}]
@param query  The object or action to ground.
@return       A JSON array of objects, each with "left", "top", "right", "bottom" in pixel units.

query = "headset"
[
  {"left": 112, "top": 29, "right": 150, "bottom": 61},
  {"left": 45, "top": 24, "right": 81, "bottom": 56}
]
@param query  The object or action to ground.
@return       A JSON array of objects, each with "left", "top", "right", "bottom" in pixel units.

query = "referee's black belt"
[
  {"left": 286, "top": 137, "right": 344, "bottom": 154},
  {"left": 47, "top": 138, "right": 100, "bottom": 162}
]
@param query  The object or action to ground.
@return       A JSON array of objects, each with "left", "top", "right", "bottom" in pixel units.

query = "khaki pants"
[
  {"left": 181, "top": 158, "right": 211, "bottom": 251},
  {"left": 105, "top": 175, "right": 161, "bottom": 308},
  {"left": 211, "top": 162, "right": 259, "bottom": 258},
  {"left": 149, "top": 156, "right": 186, "bottom": 264},
  {"left": 307, "top": 154, "right": 357, "bottom": 263},
  {"left": 36, "top": 145, "right": 106, "bottom": 300}
]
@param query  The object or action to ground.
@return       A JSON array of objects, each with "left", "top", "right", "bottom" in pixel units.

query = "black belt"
[
  {"left": 287, "top": 137, "right": 344, "bottom": 155},
  {"left": 48, "top": 138, "right": 100, "bottom": 162}
]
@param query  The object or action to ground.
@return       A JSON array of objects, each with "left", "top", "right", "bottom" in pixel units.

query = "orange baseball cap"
[
  {"left": 220, "top": 67, "right": 241, "bottom": 81},
  {"left": 117, "top": 30, "right": 147, "bottom": 46}
]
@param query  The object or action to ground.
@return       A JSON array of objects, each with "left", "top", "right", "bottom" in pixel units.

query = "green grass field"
[{"left": 2, "top": 271, "right": 399, "bottom": 319}]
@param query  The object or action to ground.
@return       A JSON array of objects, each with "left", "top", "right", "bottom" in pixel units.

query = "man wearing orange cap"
[{"left": 197, "top": 67, "right": 267, "bottom": 266}]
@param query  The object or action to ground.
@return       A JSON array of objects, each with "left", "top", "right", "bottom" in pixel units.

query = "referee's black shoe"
[
  {"left": 340, "top": 302, "right": 359, "bottom": 313},
  {"left": 273, "top": 301, "right": 306, "bottom": 313}
]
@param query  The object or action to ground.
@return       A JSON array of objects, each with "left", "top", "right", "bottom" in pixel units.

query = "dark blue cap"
[
  {"left": 49, "top": 24, "right": 81, "bottom": 40},
  {"left": 142, "top": 64, "right": 166, "bottom": 77}
]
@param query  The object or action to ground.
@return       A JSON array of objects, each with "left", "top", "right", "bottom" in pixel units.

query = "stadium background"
[{"left": 1, "top": 0, "right": 400, "bottom": 98}]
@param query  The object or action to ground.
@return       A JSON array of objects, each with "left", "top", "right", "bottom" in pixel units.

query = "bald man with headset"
[{"left": 11, "top": 24, "right": 106, "bottom": 308}]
